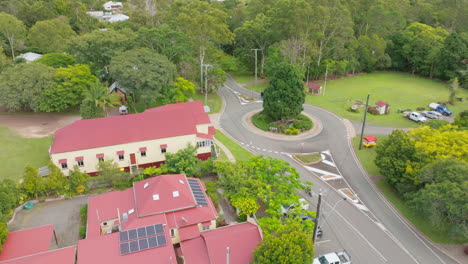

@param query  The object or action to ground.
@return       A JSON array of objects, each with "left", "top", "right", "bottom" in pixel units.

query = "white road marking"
[
  {"left": 321, "top": 159, "right": 336, "bottom": 167},
  {"left": 315, "top": 240, "right": 331, "bottom": 245},
  {"left": 304, "top": 167, "right": 341, "bottom": 177},
  {"left": 354, "top": 203, "right": 369, "bottom": 211},
  {"left": 274, "top": 151, "right": 279, "bottom": 154},
  {"left": 240, "top": 142, "right": 245, "bottom": 145}
]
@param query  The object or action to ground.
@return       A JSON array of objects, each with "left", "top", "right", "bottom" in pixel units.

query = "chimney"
[{"left": 226, "top": 247, "right": 230, "bottom": 264}]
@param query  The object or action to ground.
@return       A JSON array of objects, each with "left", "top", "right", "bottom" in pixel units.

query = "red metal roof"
[
  {"left": 196, "top": 133, "right": 213, "bottom": 140},
  {"left": 77, "top": 232, "right": 176, "bottom": 264},
  {"left": 51, "top": 101, "right": 210, "bottom": 154},
  {"left": 307, "top": 82, "right": 322, "bottom": 90},
  {"left": 375, "top": 101, "right": 389, "bottom": 107},
  {"left": 180, "top": 237, "right": 210, "bottom": 264},
  {"left": 179, "top": 225, "right": 201, "bottom": 241},
  {"left": 363, "top": 136, "right": 377, "bottom": 142},
  {"left": 134, "top": 175, "right": 197, "bottom": 217},
  {"left": 180, "top": 222, "right": 262, "bottom": 264},
  {"left": 208, "top": 126, "right": 216, "bottom": 135},
  {"left": 0, "top": 246, "right": 76, "bottom": 264},
  {"left": 0, "top": 225, "right": 53, "bottom": 261}
]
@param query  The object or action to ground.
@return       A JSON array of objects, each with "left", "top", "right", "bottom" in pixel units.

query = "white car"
[{"left": 422, "top": 111, "right": 442, "bottom": 119}]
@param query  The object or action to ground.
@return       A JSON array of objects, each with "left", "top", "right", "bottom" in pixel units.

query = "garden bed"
[
  {"left": 293, "top": 153, "right": 322, "bottom": 165},
  {"left": 252, "top": 112, "right": 313, "bottom": 135}
]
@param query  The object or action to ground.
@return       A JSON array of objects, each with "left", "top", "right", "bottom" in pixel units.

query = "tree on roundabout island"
[{"left": 263, "top": 62, "right": 305, "bottom": 121}]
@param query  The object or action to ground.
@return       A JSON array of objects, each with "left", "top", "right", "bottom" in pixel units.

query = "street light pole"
[
  {"left": 358, "top": 93, "right": 370, "bottom": 150},
  {"left": 252, "top": 49, "right": 260, "bottom": 98}
]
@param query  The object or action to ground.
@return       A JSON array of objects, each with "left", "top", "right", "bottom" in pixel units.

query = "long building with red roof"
[{"left": 49, "top": 101, "right": 216, "bottom": 175}]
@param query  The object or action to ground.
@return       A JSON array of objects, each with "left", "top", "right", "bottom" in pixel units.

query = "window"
[
  {"left": 170, "top": 228, "right": 175, "bottom": 237},
  {"left": 202, "top": 225, "right": 210, "bottom": 231},
  {"left": 140, "top": 151, "right": 146, "bottom": 157},
  {"left": 61, "top": 163, "right": 68, "bottom": 169},
  {"left": 161, "top": 148, "right": 166, "bottom": 153},
  {"left": 98, "top": 157, "right": 104, "bottom": 162},
  {"left": 197, "top": 140, "right": 213, "bottom": 148},
  {"left": 77, "top": 160, "right": 84, "bottom": 167},
  {"left": 118, "top": 154, "right": 124, "bottom": 161}
]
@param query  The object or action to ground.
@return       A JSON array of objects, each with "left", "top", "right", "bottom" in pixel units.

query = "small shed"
[
  {"left": 16, "top": 52, "right": 43, "bottom": 63},
  {"left": 375, "top": 101, "right": 390, "bottom": 115},
  {"left": 363, "top": 136, "right": 377, "bottom": 148},
  {"left": 109, "top": 82, "right": 127, "bottom": 104},
  {"left": 306, "top": 82, "right": 323, "bottom": 95}
]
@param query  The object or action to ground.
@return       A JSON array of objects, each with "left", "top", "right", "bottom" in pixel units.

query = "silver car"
[{"left": 422, "top": 111, "right": 442, "bottom": 119}]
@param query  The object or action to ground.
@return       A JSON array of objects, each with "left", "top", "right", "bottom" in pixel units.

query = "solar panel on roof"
[
  {"left": 120, "top": 230, "right": 129, "bottom": 242},
  {"left": 139, "top": 238, "right": 149, "bottom": 250},
  {"left": 154, "top": 224, "right": 164, "bottom": 234},
  {"left": 128, "top": 229, "right": 138, "bottom": 240},
  {"left": 129, "top": 240, "right": 139, "bottom": 253},
  {"left": 148, "top": 236, "right": 158, "bottom": 248},
  {"left": 137, "top": 227, "right": 147, "bottom": 238},
  {"left": 157, "top": 234, "right": 167, "bottom": 246},
  {"left": 120, "top": 242, "right": 130, "bottom": 255},
  {"left": 146, "top": 225, "right": 156, "bottom": 236},
  {"left": 187, "top": 179, "right": 208, "bottom": 206}
]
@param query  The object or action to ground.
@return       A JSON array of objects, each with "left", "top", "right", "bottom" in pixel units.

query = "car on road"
[
  {"left": 422, "top": 110, "right": 442, "bottom": 119},
  {"left": 313, "top": 251, "right": 352, "bottom": 264}
]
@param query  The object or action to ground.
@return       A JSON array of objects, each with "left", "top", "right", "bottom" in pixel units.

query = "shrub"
[
  {"left": 204, "top": 181, "right": 219, "bottom": 210},
  {"left": 367, "top": 106, "right": 379, "bottom": 115},
  {"left": 80, "top": 204, "right": 88, "bottom": 225},
  {"left": 79, "top": 226, "right": 86, "bottom": 239},
  {"left": 285, "top": 127, "right": 299, "bottom": 135},
  {"left": 293, "top": 114, "right": 313, "bottom": 131}
]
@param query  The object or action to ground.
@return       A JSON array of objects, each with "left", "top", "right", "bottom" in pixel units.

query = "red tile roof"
[
  {"left": 0, "top": 225, "right": 53, "bottom": 261},
  {"left": 307, "top": 82, "right": 322, "bottom": 90},
  {"left": 0, "top": 246, "right": 76, "bottom": 264},
  {"left": 179, "top": 225, "right": 201, "bottom": 242},
  {"left": 134, "top": 175, "right": 197, "bottom": 217},
  {"left": 375, "top": 101, "right": 389, "bottom": 107},
  {"left": 180, "top": 237, "right": 210, "bottom": 264},
  {"left": 202, "top": 223, "right": 261, "bottom": 264},
  {"left": 51, "top": 101, "right": 210, "bottom": 154},
  {"left": 77, "top": 232, "right": 176, "bottom": 264}
]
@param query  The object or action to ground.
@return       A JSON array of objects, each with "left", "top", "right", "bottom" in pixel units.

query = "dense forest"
[{"left": 0, "top": 0, "right": 466, "bottom": 114}]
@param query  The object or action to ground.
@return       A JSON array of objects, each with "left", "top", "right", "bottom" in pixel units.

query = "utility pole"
[
  {"left": 312, "top": 192, "right": 322, "bottom": 243},
  {"left": 252, "top": 49, "right": 260, "bottom": 98},
  {"left": 323, "top": 64, "right": 329, "bottom": 96},
  {"left": 201, "top": 64, "right": 212, "bottom": 106},
  {"left": 358, "top": 93, "right": 371, "bottom": 150}
]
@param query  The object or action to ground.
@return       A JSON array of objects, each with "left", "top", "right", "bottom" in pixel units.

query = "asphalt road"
[{"left": 218, "top": 77, "right": 458, "bottom": 264}]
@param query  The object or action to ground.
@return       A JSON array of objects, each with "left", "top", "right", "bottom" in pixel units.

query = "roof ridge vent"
[
  {"left": 152, "top": 194, "right": 159, "bottom": 200},
  {"left": 144, "top": 183, "right": 149, "bottom": 189},
  {"left": 173, "top": 191, "right": 179, "bottom": 197}
]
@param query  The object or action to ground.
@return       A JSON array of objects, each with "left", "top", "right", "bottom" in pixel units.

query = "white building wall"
[{"left": 51, "top": 134, "right": 212, "bottom": 175}]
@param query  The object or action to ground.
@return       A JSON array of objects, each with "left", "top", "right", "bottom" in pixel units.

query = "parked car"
[
  {"left": 422, "top": 111, "right": 442, "bottom": 119},
  {"left": 313, "top": 251, "right": 352, "bottom": 264},
  {"left": 428, "top": 103, "right": 452, "bottom": 116},
  {"left": 404, "top": 111, "right": 428, "bottom": 122}
]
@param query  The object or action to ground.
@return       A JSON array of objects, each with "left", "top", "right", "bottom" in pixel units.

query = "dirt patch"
[{"left": 0, "top": 114, "right": 80, "bottom": 138}]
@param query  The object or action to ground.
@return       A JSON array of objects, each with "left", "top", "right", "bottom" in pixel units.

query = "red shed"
[{"left": 306, "top": 82, "right": 323, "bottom": 95}]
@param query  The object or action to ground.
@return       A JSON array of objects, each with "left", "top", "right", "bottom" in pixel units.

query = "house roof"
[
  {"left": 109, "top": 81, "right": 127, "bottom": 94},
  {"left": 179, "top": 225, "right": 201, "bottom": 242},
  {"left": 375, "top": 101, "right": 389, "bottom": 107},
  {"left": 180, "top": 237, "right": 210, "bottom": 264},
  {"left": 180, "top": 222, "right": 262, "bottom": 264},
  {"left": 109, "top": 14, "right": 129, "bottom": 23},
  {"left": 363, "top": 136, "right": 377, "bottom": 142},
  {"left": 77, "top": 232, "right": 176, "bottom": 264},
  {"left": 16, "top": 52, "right": 42, "bottom": 62},
  {"left": 134, "top": 174, "right": 197, "bottom": 217},
  {"left": 307, "top": 82, "right": 322, "bottom": 90},
  {"left": 0, "top": 225, "right": 53, "bottom": 261},
  {"left": 50, "top": 101, "right": 210, "bottom": 154},
  {"left": 0, "top": 246, "right": 76, "bottom": 264},
  {"left": 196, "top": 133, "right": 213, "bottom": 140}
]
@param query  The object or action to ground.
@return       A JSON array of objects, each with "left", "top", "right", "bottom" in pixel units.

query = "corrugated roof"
[
  {"left": 0, "top": 246, "right": 76, "bottom": 264},
  {"left": 50, "top": 101, "right": 210, "bottom": 154},
  {"left": 307, "top": 82, "right": 322, "bottom": 89},
  {"left": 180, "top": 237, "right": 210, "bottom": 264},
  {"left": 0, "top": 225, "right": 53, "bottom": 261},
  {"left": 178, "top": 225, "right": 201, "bottom": 242}
]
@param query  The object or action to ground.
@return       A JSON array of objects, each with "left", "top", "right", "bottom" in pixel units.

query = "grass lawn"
[
  {"left": 252, "top": 113, "right": 313, "bottom": 133},
  {"left": 293, "top": 153, "right": 322, "bottom": 164},
  {"left": 305, "top": 72, "right": 468, "bottom": 127},
  {"left": 228, "top": 70, "right": 256, "bottom": 84},
  {"left": 192, "top": 91, "right": 222, "bottom": 113},
  {"left": 214, "top": 129, "right": 254, "bottom": 161},
  {"left": 245, "top": 81, "right": 269, "bottom": 92},
  {"left": 0, "top": 126, "right": 52, "bottom": 181},
  {"left": 352, "top": 135, "right": 458, "bottom": 244}
]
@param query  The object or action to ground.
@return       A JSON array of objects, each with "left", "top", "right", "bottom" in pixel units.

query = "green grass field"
[
  {"left": 352, "top": 135, "right": 458, "bottom": 244},
  {"left": 305, "top": 72, "right": 468, "bottom": 127},
  {"left": 214, "top": 129, "right": 254, "bottom": 161},
  {"left": 245, "top": 81, "right": 269, "bottom": 92},
  {"left": 0, "top": 126, "right": 52, "bottom": 181},
  {"left": 229, "top": 70, "right": 257, "bottom": 84},
  {"left": 192, "top": 91, "right": 222, "bottom": 113}
]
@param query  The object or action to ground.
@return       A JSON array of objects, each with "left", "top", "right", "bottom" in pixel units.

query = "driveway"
[{"left": 8, "top": 196, "right": 88, "bottom": 249}]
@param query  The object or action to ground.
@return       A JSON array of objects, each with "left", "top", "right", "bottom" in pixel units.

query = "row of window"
[
  {"left": 196, "top": 140, "right": 213, "bottom": 148},
  {"left": 59, "top": 148, "right": 168, "bottom": 170}
]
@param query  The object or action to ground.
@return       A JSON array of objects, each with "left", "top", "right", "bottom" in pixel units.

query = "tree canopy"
[{"left": 28, "top": 18, "right": 76, "bottom": 53}]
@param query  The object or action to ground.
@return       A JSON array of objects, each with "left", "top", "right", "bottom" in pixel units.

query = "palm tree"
[{"left": 83, "top": 81, "right": 121, "bottom": 116}]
